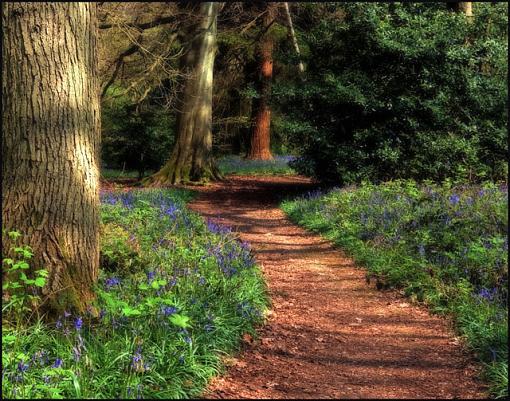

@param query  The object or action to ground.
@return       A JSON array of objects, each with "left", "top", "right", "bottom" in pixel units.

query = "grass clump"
[
  {"left": 2, "top": 188, "right": 268, "bottom": 399},
  {"left": 217, "top": 155, "right": 296, "bottom": 176},
  {"left": 282, "top": 180, "right": 508, "bottom": 398}
]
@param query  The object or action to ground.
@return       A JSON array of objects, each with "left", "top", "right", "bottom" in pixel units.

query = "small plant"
[{"left": 2, "top": 230, "right": 48, "bottom": 323}]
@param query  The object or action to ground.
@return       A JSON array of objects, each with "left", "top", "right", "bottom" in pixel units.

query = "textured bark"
[
  {"left": 448, "top": 1, "right": 473, "bottom": 19},
  {"left": 2, "top": 3, "right": 100, "bottom": 314},
  {"left": 247, "top": 2, "right": 275, "bottom": 161},
  {"left": 144, "top": 2, "right": 222, "bottom": 186}
]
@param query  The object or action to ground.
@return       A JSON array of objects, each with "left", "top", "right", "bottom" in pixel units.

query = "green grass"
[
  {"left": 281, "top": 180, "right": 508, "bottom": 398},
  {"left": 217, "top": 155, "right": 296, "bottom": 176},
  {"left": 2, "top": 188, "right": 268, "bottom": 399}
]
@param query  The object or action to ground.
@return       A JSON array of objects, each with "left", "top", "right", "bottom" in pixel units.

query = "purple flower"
[
  {"left": 161, "top": 306, "right": 177, "bottom": 316},
  {"left": 131, "top": 347, "right": 148, "bottom": 373},
  {"left": 105, "top": 277, "right": 121, "bottom": 289},
  {"left": 17, "top": 361, "right": 29, "bottom": 373},
  {"left": 448, "top": 194, "right": 460, "bottom": 205},
  {"left": 56, "top": 319, "right": 63, "bottom": 329},
  {"left": 74, "top": 317, "right": 83, "bottom": 331},
  {"left": 52, "top": 358, "right": 63, "bottom": 368},
  {"left": 418, "top": 244, "right": 426, "bottom": 257},
  {"left": 146, "top": 271, "right": 156, "bottom": 283},
  {"left": 64, "top": 310, "right": 71, "bottom": 318}
]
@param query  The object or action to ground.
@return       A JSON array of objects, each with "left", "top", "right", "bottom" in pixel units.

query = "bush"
[
  {"left": 282, "top": 180, "right": 508, "bottom": 397},
  {"left": 275, "top": 2, "right": 508, "bottom": 184},
  {"left": 2, "top": 189, "right": 268, "bottom": 399},
  {"left": 101, "top": 91, "right": 176, "bottom": 179}
]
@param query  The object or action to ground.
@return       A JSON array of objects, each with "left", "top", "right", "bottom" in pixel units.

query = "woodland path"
[{"left": 186, "top": 175, "right": 486, "bottom": 399}]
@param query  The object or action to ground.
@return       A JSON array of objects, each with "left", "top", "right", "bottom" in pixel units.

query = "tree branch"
[{"left": 99, "top": 15, "right": 177, "bottom": 30}]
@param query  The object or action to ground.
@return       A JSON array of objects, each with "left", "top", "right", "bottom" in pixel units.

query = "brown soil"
[{"left": 185, "top": 175, "right": 487, "bottom": 399}]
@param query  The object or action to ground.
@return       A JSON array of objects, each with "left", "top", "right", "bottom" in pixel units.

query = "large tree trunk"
[
  {"left": 2, "top": 3, "right": 100, "bottom": 315},
  {"left": 144, "top": 2, "right": 222, "bottom": 185},
  {"left": 247, "top": 2, "right": 276, "bottom": 161}
]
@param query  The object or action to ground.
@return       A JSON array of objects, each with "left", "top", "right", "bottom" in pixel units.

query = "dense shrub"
[
  {"left": 282, "top": 180, "right": 508, "bottom": 397},
  {"left": 275, "top": 2, "right": 508, "bottom": 184},
  {"left": 2, "top": 189, "right": 268, "bottom": 399},
  {"left": 101, "top": 92, "right": 175, "bottom": 179}
]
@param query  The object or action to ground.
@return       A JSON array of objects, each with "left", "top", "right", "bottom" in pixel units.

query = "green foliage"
[
  {"left": 217, "top": 155, "right": 296, "bottom": 176},
  {"left": 275, "top": 2, "right": 508, "bottom": 184},
  {"left": 2, "top": 190, "right": 268, "bottom": 399},
  {"left": 101, "top": 89, "right": 175, "bottom": 179},
  {"left": 2, "top": 231, "right": 48, "bottom": 323},
  {"left": 282, "top": 180, "right": 508, "bottom": 397}
]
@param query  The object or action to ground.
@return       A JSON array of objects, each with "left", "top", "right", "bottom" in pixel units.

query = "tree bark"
[
  {"left": 2, "top": 3, "right": 101, "bottom": 315},
  {"left": 144, "top": 2, "right": 222, "bottom": 185},
  {"left": 447, "top": 2, "right": 473, "bottom": 20},
  {"left": 283, "top": 2, "right": 305, "bottom": 76},
  {"left": 247, "top": 2, "right": 275, "bottom": 160}
]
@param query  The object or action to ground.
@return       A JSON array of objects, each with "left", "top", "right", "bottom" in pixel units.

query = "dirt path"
[{"left": 187, "top": 175, "right": 486, "bottom": 399}]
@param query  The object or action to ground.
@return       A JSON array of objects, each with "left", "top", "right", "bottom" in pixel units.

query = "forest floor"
[{"left": 185, "top": 175, "right": 487, "bottom": 399}]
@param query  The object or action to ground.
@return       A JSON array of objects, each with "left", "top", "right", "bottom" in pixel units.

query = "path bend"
[{"left": 187, "top": 175, "right": 486, "bottom": 399}]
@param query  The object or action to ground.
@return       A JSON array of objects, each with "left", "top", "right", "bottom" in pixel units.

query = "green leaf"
[
  {"left": 151, "top": 281, "right": 160, "bottom": 290},
  {"left": 2, "top": 258, "right": 14, "bottom": 266},
  {"left": 34, "top": 277, "right": 46, "bottom": 287},
  {"left": 138, "top": 283, "right": 149, "bottom": 290},
  {"left": 122, "top": 307, "right": 141, "bottom": 317},
  {"left": 2, "top": 335, "right": 16, "bottom": 346},
  {"left": 36, "top": 269, "right": 49, "bottom": 277},
  {"left": 169, "top": 313, "right": 190, "bottom": 328}
]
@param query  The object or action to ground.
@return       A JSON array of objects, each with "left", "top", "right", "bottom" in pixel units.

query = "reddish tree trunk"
[{"left": 247, "top": 3, "right": 275, "bottom": 160}]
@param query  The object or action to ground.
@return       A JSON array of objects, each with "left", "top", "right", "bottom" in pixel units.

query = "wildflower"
[
  {"left": 131, "top": 347, "right": 148, "bottom": 373},
  {"left": 74, "top": 317, "right": 83, "bottom": 331},
  {"left": 161, "top": 306, "right": 177, "bottom": 316},
  {"left": 64, "top": 310, "right": 71, "bottom": 318},
  {"left": 477, "top": 287, "right": 497, "bottom": 302},
  {"left": 56, "top": 319, "right": 63, "bottom": 329},
  {"left": 105, "top": 277, "right": 121, "bottom": 289},
  {"left": 146, "top": 271, "right": 156, "bottom": 283},
  {"left": 183, "top": 336, "right": 192, "bottom": 344},
  {"left": 52, "top": 358, "right": 63, "bottom": 368},
  {"left": 448, "top": 194, "right": 460, "bottom": 205},
  {"left": 17, "top": 360, "right": 29, "bottom": 373}
]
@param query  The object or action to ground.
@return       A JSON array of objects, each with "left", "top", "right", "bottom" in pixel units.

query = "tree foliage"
[{"left": 274, "top": 2, "right": 508, "bottom": 184}]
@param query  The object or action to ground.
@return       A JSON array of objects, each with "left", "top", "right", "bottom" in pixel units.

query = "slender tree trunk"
[
  {"left": 2, "top": 3, "right": 100, "bottom": 315},
  {"left": 247, "top": 2, "right": 275, "bottom": 160},
  {"left": 283, "top": 2, "right": 305, "bottom": 76},
  {"left": 144, "top": 2, "right": 222, "bottom": 185}
]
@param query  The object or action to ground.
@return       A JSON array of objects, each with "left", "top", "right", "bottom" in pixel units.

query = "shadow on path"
[{"left": 187, "top": 175, "right": 485, "bottom": 399}]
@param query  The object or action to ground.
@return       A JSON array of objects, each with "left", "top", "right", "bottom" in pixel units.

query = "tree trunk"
[
  {"left": 2, "top": 3, "right": 100, "bottom": 315},
  {"left": 447, "top": 2, "right": 473, "bottom": 19},
  {"left": 247, "top": 2, "right": 275, "bottom": 160},
  {"left": 144, "top": 2, "right": 222, "bottom": 185},
  {"left": 283, "top": 2, "right": 305, "bottom": 76}
]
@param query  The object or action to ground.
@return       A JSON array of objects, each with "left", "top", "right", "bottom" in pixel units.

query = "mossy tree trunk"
[
  {"left": 247, "top": 2, "right": 276, "bottom": 161},
  {"left": 2, "top": 2, "right": 100, "bottom": 315},
  {"left": 144, "top": 2, "right": 222, "bottom": 186}
]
